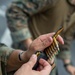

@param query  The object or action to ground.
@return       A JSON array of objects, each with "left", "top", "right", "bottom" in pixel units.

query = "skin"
[
  {"left": 14, "top": 54, "right": 52, "bottom": 75},
  {"left": 71, "top": 0, "right": 75, "bottom": 5},
  {"left": 66, "top": 65, "right": 75, "bottom": 75},
  {"left": 6, "top": 32, "right": 64, "bottom": 72},
  {"left": 23, "top": 32, "right": 75, "bottom": 75}
]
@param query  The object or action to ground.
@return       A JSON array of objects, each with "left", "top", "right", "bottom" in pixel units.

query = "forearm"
[
  {"left": 63, "top": 59, "right": 71, "bottom": 64},
  {"left": 22, "top": 38, "right": 33, "bottom": 49},
  {"left": 6, "top": 50, "right": 29, "bottom": 72},
  {"left": 6, "top": 2, "right": 32, "bottom": 43}
]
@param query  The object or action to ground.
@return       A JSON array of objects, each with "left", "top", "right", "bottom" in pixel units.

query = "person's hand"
[
  {"left": 14, "top": 54, "right": 52, "bottom": 75},
  {"left": 23, "top": 38, "right": 32, "bottom": 49},
  {"left": 26, "top": 32, "right": 64, "bottom": 59},
  {"left": 66, "top": 65, "right": 75, "bottom": 75}
]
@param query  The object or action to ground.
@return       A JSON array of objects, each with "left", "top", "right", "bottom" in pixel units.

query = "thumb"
[{"left": 27, "top": 54, "right": 37, "bottom": 68}]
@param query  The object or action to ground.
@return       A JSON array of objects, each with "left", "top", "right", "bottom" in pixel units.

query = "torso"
[{"left": 28, "top": 0, "right": 75, "bottom": 39}]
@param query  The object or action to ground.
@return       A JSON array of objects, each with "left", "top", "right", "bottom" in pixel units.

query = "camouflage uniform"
[
  {"left": 0, "top": 44, "right": 15, "bottom": 75},
  {"left": 6, "top": 0, "right": 75, "bottom": 75}
]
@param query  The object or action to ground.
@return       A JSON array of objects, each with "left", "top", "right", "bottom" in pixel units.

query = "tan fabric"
[
  {"left": 28, "top": 0, "right": 73, "bottom": 38},
  {"left": 28, "top": 0, "right": 75, "bottom": 60}
]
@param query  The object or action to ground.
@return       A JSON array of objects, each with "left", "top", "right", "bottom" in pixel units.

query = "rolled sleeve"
[
  {"left": 0, "top": 44, "right": 15, "bottom": 75},
  {"left": 57, "top": 50, "right": 71, "bottom": 60},
  {"left": 57, "top": 39, "right": 71, "bottom": 60},
  {"left": 0, "top": 44, "right": 14, "bottom": 65}
]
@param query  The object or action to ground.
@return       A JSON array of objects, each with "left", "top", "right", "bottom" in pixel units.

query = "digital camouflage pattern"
[
  {"left": 5, "top": 0, "right": 75, "bottom": 75},
  {"left": 6, "top": 0, "right": 58, "bottom": 43},
  {"left": 0, "top": 44, "right": 14, "bottom": 75}
]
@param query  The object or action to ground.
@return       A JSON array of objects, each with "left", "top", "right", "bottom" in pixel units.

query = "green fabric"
[
  {"left": 0, "top": 44, "right": 14, "bottom": 75},
  {"left": 6, "top": 0, "right": 58, "bottom": 43}
]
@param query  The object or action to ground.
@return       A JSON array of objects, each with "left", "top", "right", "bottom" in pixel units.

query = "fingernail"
[
  {"left": 49, "top": 37, "right": 53, "bottom": 42},
  {"left": 31, "top": 54, "right": 37, "bottom": 58}
]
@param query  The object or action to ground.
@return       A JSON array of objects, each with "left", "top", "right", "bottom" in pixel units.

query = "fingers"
[
  {"left": 29, "top": 35, "right": 53, "bottom": 51},
  {"left": 56, "top": 35, "right": 64, "bottom": 44},
  {"left": 47, "top": 58, "right": 54, "bottom": 65},
  {"left": 37, "top": 65, "right": 43, "bottom": 71},
  {"left": 39, "top": 32, "right": 64, "bottom": 47},
  {"left": 37, "top": 58, "right": 54, "bottom": 71},
  {"left": 38, "top": 36, "right": 53, "bottom": 50},
  {"left": 39, "top": 58, "right": 52, "bottom": 75},
  {"left": 25, "top": 54, "right": 37, "bottom": 69},
  {"left": 45, "top": 32, "right": 64, "bottom": 44},
  {"left": 28, "top": 32, "right": 64, "bottom": 57}
]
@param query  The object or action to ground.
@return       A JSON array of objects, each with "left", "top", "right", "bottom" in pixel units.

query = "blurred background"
[{"left": 0, "top": 0, "right": 75, "bottom": 75}]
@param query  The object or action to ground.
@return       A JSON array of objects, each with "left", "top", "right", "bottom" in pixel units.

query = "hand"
[
  {"left": 26, "top": 32, "right": 64, "bottom": 59},
  {"left": 66, "top": 65, "right": 75, "bottom": 75},
  {"left": 6, "top": 32, "right": 64, "bottom": 72},
  {"left": 23, "top": 38, "right": 32, "bottom": 49},
  {"left": 14, "top": 54, "right": 52, "bottom": 75}
]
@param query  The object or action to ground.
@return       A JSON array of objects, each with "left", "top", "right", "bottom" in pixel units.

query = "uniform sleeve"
[
  {"left": 0, "top": 43, "right": 14, "bottom": 65},
  {"left": 6, "top": 0, "right": 57, "bottom": 43},
  {"left": 0, "top": 43, "right": 15, "bottom": 75},
  {"left": 57, "top": 39, "right": 71, "bottom": 60},
  {"left": 57, "top": 24, "right": 75, "bottom": 60}
]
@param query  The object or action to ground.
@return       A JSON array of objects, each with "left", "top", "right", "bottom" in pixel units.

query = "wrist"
[
  {"left": 63, "top": 59, "right": 71, "bottom": 64},
  {"left": 27, "top": 45, "right": 36, "bottom": 59},
  {"left": 18, "top": 51, "right": 29, "bottom": 63},
  {"left": 23, "top": 39, "right": 32, "bottom": 49},
  {"left": 64, "top": 62, "right": 73, "bottom": 68}
]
